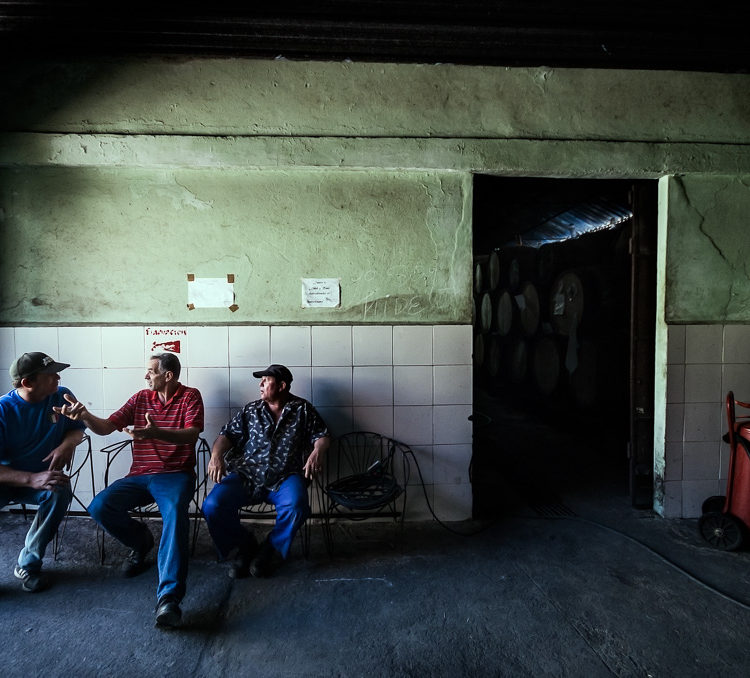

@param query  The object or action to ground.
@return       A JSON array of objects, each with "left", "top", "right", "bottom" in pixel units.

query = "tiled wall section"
[
  {"left": 0, "top": 325, "right": 473, "bottom": 521},
  {"left": 664, "top": 324, "right": 750, "bottom": 518}
]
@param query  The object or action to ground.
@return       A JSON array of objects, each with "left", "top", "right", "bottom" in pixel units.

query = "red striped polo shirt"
[{"left": 108, "top": 384, "right": 204, "bottom": 477}]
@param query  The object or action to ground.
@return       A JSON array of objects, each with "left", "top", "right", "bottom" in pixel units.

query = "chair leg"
[
  {"left": 191, "top": 510, "right": 203, "bottom": 556},
  {"left": 52, "top": 530, "right": 61, "bottom": 560},
  {"left": 321, "top": 506, "right": 336, "bottom": 557},
  {"left": 97, "top": 525, "right": 107, "bottom": 565},
  {"left": 299, "top": 516, "right": 310, "bottom": 559}
]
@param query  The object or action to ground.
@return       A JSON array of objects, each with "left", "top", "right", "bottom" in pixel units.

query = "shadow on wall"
[{"left": 0, "top": 61, "right": 125, "bottom": 132}]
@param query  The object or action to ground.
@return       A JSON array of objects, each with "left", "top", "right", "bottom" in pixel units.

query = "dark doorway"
[{"left": 471, "top": 176, "right": 657, "bottom": 517}]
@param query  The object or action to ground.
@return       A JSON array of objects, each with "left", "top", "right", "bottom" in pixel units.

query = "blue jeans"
[
  {"left": 1, "top": 484, "right": 72, "bottom": 572},
  {"left": 202, "top": 473, "right": 310, "bottom": 560},
  {"left": 88, "top": 471, "right": 193, "bottom": 602}
]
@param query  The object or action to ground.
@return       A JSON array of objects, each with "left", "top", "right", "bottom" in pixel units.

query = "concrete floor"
[{"left": 3, "top": 484, "right": 750, "bottom": 678}]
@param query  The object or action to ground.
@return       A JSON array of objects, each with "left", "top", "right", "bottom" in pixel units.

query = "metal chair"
[
  {"left": 97, "top": 437, "right": 211, "bottom": 563},
  {"left": 52, "top": 433, "right": 95, "bottom": 558},
  {"left": 191, "top": 445, "right": 313, "bottom": 559},
  {"left": 317, "top": 431, "right": 413, "bottom": 556},
  {"left": 237, "top": 491, "right": 312, "bottom": 559},
  {"left": 14, "top": 433, "right": 95, "bottom": 560}
]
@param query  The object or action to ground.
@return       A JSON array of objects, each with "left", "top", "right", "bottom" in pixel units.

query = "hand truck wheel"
[
  {"left": 701, "top": 495, "right": 726, "bottom": 514},
  {"left": 698, "top": 511, "right": 745, "bottom": 551}
]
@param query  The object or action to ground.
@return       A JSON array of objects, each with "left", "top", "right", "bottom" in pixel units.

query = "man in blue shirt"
[{"left": 0, "top": 352, "right": 85, "bottom": 592}]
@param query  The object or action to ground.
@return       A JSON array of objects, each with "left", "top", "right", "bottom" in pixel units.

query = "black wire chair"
[
  {"left": 238, "top": 493, "right": 312, "bottom": 559},
  {"left": 317, "top": 431, "right": 413, "bottom": 556},
  {"left": 52, "top": 432, "right": 95, "bottom": 559},
  {"left": 191, "top": 447, "right": 312, "bottom": 560},
  {"left": 12, "top": 433, "right": 96, "bottom": 560},
  {"left": 13, "top": 433, "right": 95, "bottom": 561},
  {"left": 97, "top": 437, "right": 211, "bottom": 563}
]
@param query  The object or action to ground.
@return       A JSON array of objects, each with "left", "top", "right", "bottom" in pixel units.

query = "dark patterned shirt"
[{"left": 221, "top": 395, "right": 329, "bottom": 501}]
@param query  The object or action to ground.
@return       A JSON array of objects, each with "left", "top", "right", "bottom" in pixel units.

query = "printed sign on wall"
[{"left": 145, "top": 327, "right": 188, "bottom": 356}]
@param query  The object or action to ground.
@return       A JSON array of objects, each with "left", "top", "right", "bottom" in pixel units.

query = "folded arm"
[{"left": 0, "top": 464, "right": 70, "bottom": 491}]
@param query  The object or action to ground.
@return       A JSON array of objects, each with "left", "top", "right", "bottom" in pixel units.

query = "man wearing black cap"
[
  {"left": 203, "top": 364, "right": 330, "bottom": 578},
  {"left": 0, "top": 352, "right": 85, "bottom": 592}
]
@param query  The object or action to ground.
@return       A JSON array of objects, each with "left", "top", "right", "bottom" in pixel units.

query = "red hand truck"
[{"left": 699, "top": 391, "right": 750, "bottom": 550}]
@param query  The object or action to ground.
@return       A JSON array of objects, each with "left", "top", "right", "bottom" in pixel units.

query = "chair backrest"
[
  {"left": 328, "top": 431, "right": 412, "bottom": 487},
  {"left": 331, "top": 431, "right": 395, "bottom": 477},
  {"left": 99, "top": 436, "right": 210, "bottom": 515},
  {"left": 100, "top": 439, "right": 134, "bottom": 488}
]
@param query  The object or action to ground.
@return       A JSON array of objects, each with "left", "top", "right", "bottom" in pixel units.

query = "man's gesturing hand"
[{"left": 53, "top": 392, "right": 88, "bottom": 421}]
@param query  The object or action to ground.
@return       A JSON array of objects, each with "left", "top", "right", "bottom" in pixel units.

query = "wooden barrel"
[
  {"left": 474, "top": 251, "right": 503, "bottom": 295},
  {"left": 531, "top": 335, "right": 562, "bottom": 396},
  {"left": 569, "top": 337, "right": 598, "bottom": 408},
  {"left": 504, "top": 336, "right": 528, "bottom": 385},
  {"left": 549, "top": 270, "right": 585, "bottom": 336},
  {"left": 505, "top": 246, "right": 537, "bottom": 293},
  {"left": 536, "top": 243, "right": 558, "bottom": 286},
  {"left": 474, "top": 333, "right": 485, "bottom": 367},
  {"left": 487, "top": 250, "right": 501, "bottom": 291},
  {"left": 494, "top": 289, "right": 515, "bottom": 336},
  {"left": 479, "top": 291, "right": 493, "bottom": 334},
  {"left": 517, "top": 281, "right": 541, "bottom": 337},
  {"left": 487, "top": 335, "right": 502, "bottom": 379},
  {"left": 473, "top": 257, "right": 487, "bottom": 295}
]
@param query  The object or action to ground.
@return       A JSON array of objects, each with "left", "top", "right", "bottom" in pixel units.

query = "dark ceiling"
[{"left": 0, "top": 1, "right": 747, "bottom": 74}]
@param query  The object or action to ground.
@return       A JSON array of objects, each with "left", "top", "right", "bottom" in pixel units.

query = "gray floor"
[{"left": 3, "top": 486, "right": 750, "bottom": 678}]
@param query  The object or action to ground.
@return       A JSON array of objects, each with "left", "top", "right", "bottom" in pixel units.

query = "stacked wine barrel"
[{"left": 473, "top": 231, "right": 627, "bottom": 411}]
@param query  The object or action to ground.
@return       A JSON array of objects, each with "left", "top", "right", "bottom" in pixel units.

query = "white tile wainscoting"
[
  {"left": 0, "top": 325, "right": 473, "bottom": 521},
  {"left": 663, "top": 324, "right": 750, "bottom": 518}
]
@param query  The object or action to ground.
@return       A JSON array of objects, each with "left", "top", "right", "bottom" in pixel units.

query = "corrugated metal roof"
[{"left": 508, "top": 198, "right": 633, "bottom": 248}]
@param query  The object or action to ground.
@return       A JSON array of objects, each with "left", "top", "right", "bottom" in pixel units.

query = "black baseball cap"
[
  {"left": 11, "top": 352, "right": 70, "bottom": 382},
  {"left": 252, "top": 364, "right": 293, "bottom": 384}
]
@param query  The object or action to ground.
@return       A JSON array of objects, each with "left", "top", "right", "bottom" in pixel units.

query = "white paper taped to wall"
[
  {"left": 301, "top": 278, "right": 341, "bottom": 308},
  {"left": 187, "top": 277, "right": 235, "bottom": 308}
]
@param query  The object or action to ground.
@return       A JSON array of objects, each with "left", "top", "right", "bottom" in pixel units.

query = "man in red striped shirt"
[{"left": 55, "top": 352, "right": 204, "bottom": 628}]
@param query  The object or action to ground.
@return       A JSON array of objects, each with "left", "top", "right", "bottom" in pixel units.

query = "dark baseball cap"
[
  {"left": 10, "top": 352, "right": 70, "bottom": 382},
  {"left": 252, "top": 364, "right": 293, "bottom": 384}
]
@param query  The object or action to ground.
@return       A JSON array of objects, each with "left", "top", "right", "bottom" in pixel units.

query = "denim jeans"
[
  {"left": 88, "top": 471, "right": 193, "bottom": 602},
  {"left": 0, "top": 484, "right": 73, "bottom": 572},
  {"left": 202, "top": 472, "right": 310, "bottom": 560}
]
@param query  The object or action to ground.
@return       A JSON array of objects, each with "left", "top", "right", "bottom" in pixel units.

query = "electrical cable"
[
  {"left": 413, "top": 405, "right": 750, "bottom": 609},
  {"left": 551, "top": 514, "right": 750, "bottom": 612},
  {"left": 406, "top": 445, "right": 500, "bottom": 537},
  {"left": 409, "top": 426, "right": 750, "bottom": 609}
]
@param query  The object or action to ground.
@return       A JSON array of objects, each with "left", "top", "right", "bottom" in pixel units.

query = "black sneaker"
[
  {"left": 122, "top": 530, "right": 155, "bottom": 578},
  {"left": 249, "top": 539, "right": 278, "bottom": 578},
  {"left": 155, "top": 595, "right": 182, "bottom": 628},
  {"left": 229, "top": 531, "right": 259, "bottom": 579},
  {"left": 14, "top": 565, "right": 49, "bottom": 593}
]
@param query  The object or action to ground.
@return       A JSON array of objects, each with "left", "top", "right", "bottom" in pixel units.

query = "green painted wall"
[
  {"left": 0, "top": 167, "right": 470, "bottom": 324},
  {"left": 665, "top": 175, "right": 750, "bottom": 323},
  {"left": 1, "top": 58, "right": 749, "bottom": 326},
  {"left": 2, "top": 60, "right": 748, "bottom": 142}
]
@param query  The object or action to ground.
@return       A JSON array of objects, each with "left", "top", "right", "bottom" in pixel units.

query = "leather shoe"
[
  {"left": 155, "top": 595, "right": 182, "bottom": 628},
  {"left": 229, "top": 531, "right": 259, "bottom": 579},
  {"left": 122, "top": 530, "right": 155, "bottom": 578},
  {"left": 250, "top": 539, "right": 278, "bottom": 578}
]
